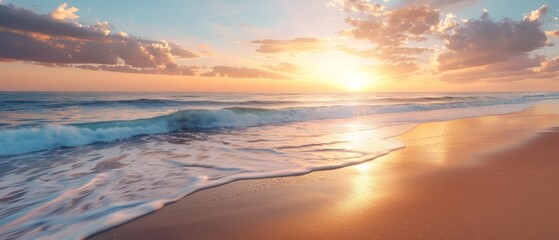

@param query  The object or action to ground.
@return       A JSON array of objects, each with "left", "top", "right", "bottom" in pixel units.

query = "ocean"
[{"left": 1, "top": 92, "right": 558, "bottom": 239}]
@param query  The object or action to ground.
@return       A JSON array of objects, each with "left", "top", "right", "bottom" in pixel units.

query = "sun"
[
  {"left": 302, "top": 52, "right": 377, "bottom": 92},
  {"left": 347, "top": 80, "right": 363, "bottom": 91},
  {"left": 344, "top": 70, "right": 370, "bottom": 91}
]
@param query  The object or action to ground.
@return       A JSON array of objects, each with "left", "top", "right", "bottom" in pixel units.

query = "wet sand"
[{"left": 90, "top": 104, "right": 559, "bottom": 240}]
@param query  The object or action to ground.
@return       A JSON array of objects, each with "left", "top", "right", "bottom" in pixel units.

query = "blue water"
[{"left": 0, "top": 92, "right": 558, "bottom": 239}]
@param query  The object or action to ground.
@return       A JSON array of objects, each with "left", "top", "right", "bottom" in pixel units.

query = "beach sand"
[{"left": 90, "top": 104, "right": 559, "bottom": 240}]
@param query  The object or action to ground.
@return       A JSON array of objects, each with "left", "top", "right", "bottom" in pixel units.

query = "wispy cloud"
[
  {"left": 201, "top": 66, "right": 292, "bottom": 80},
  {"left": 251, "top": 38, "right": 326, "bottom": 53},
  {"left": 263, "top": 62, "right": 301, "bottom": 74}
]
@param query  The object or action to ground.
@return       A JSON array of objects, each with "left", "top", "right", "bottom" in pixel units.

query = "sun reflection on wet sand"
[
  {"left": 332, "top": 121, "right": 391, "bottom": 214},
  {"left": 331, "top": 105, "right": 559, "bottom": 220}
]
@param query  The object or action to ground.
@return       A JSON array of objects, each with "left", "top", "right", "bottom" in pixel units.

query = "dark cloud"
[
  {"left": 435, "top": 6, "right": 559, "bottom": 82},
  {"left": 437, "top": 8, "right": 549, "bottom": 72},
  {"left": 202, "top": 66, "right": 292, "bottom": 80},
  {"left": 0, "top": 4, "right": 198, "bottom": 71},
  {"left": 0, "top": 4, "right": 106, "bottom": 40},
  {"left": 251, "top": 38, "right": 325, "bottom": 53}
]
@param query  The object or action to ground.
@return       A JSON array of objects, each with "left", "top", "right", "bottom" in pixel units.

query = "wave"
[
  {"left": 76, "top": 99, "right": 304, "bottom": 107},
  {"left": 2, "top": 93, "right": 557, "bottom": 157},
  {"left": 0, "top": 98, "right": 303, "bottom": 110},
  {"left": 375, "top": 96, "right": 490, "bottom": 103},
  {"left": 3, "top": 93, "right": 558, "bottom": 111},
  {"left": 373, "top": 92, "right": 559, "bottom": 103}
]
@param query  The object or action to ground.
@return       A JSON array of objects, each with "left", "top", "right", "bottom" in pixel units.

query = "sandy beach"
[{"left": 88, "top": 103, "right": 559, "bottom": 240}]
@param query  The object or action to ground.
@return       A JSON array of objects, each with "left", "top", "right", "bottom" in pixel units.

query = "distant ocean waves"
[
  {"left": 2, "top": 93, "right": 558, "bottom": 156},
  {"left": 2, "top": 92, "right": 558, "bottom": 111}
]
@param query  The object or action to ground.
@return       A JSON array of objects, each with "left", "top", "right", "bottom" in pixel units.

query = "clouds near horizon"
[
  {"left": 0, "top": 3, "right": 294, "bottom": 80},
  {"left": 201, "top": 66, "right": 292, "bottom": 80}
]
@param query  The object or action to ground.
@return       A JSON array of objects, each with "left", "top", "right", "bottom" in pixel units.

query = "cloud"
[
  {"left": 73, "top": 63, "right": 293, "bottom": 80},
  {"left": 523, "top": 5, "right": 548, "bottom": 22},
  {"left": 75, "top": 64, "right": 199, "bottom": 76},
  {"left": 251, "top": 38, "right": 326, "bottom": 53},
  {"left": 0, "top": 4, "right": 198, "bottom": 72},
  {"left": 435, "top": 6, "right": 559, "bottom": 83},
  {"left": 338, "top": 1, "right": 440, "bottom": 70},
  {"left": 547, "top": 30, "right": 559, "bottom": 38},
  {"left": 439, "top": 53, "right": 559, "bottom": 83},
  {"left": 439, "top": 54, "right": 545, "bottom": 82},
  {"left": 376, "top": 62, "right": 419, "bottom": 75},
  {"left": 336, "top": 1, "right": 556, "bottom": 83},
  {"left": 202, "top": 66, "right": 292, "bottom": 80},
  {"left": 436, "top": 7, "right": 549, "bottom": 72},
  {"left": 536, "top": 56, "right": 559, "bottom": 73},
  {"left": 0, "top": 4, "right": 290, "bottom": 80},
  {"left": 50, "top": 3, "right": 79, "bottom": 20},
  {"left": 343, "top": 4, "right": 440, "bottom": 47},
  {"left": 263, "top": 62, "right": 301, "bottom": 74},
  {"left": 341, "top": 46, "right": 430, "bottom": 62},
  {"left": 0, "top": 4, "right": 107, "bottom": 40},
  {"left": 197, "top": 44, "right": 214, "bottom": 56}
]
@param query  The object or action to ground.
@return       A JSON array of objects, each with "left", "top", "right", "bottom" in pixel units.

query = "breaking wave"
[{"left": 1, "top": 93, "right": 557, "bottom": 156}]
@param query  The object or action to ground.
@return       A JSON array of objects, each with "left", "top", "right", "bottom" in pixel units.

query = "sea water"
[{"left": 0, "top": 92, "right": 557, "bottom": 239}]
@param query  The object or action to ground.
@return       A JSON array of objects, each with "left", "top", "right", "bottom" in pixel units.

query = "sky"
[{"left": 0, "top": 0, "right": 558, "bottom": 92}]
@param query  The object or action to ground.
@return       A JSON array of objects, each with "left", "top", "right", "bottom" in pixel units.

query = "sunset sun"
[{"left": 345, "top": 70, "right": 371, "bottom": 91}]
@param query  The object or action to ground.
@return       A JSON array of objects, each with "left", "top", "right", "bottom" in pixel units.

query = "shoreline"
[{"left": 90, "top": 104, "right": 559, "bottom": 239}]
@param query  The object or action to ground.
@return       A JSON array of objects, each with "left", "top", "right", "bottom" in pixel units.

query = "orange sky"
[{"left": 0, "top": 1, "right": 558, "bottom": 92}]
